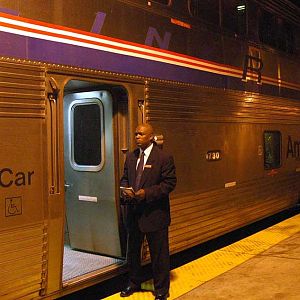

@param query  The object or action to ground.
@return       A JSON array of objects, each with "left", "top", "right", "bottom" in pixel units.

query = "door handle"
[{"left": 64, "top": 182, "right": 72, "bottom": 190}]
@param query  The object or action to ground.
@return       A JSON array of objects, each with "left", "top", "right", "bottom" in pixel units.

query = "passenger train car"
[{"left": 0, "top": 0, "right": 299, "bottom": 298}]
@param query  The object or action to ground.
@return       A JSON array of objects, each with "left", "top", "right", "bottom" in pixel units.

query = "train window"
[
  {"left": 71, "top": 99, "right": 104, "bottom": 171},
  {"left": 258, "top": 10, "right": 295, "bottom": 53},
  {"left": 277, "top": 20, "right": 295, "bottom": 54},
  {"left": 188, "top": 0, "right": 219, "bottom": 25},
  {"left": 264, "top": 131, "right": 281, "bottom": 169},
  {"left": 222, "top": 0, "right": 247, "bottom": 36},
  {"left": 258, "top": 10, "right": 277, "bottom": 48}
]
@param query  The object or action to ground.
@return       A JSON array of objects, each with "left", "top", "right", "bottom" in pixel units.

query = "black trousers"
[{"left": 127, "top": 226, "right": 170, "bottom": 295}]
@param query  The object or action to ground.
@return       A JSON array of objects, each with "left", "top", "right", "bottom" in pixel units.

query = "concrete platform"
[
  {"left": 103, "top": 212, "right": 300, "bottom": 300},
  {"left": 176, "top": 232, "right": 300, "bottom": 300}
]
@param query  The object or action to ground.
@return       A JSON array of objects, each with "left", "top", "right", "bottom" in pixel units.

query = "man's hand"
[
  {"left": 121, "top": 188, "right": 135, "bottom": 201},
  {"left": 134, "top": 189, "right": 145, "bottom": 202}
]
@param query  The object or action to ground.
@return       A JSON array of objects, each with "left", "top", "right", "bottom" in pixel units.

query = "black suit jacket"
[{"left": 120, "top": 144, "right": 176, "bottom": 232}]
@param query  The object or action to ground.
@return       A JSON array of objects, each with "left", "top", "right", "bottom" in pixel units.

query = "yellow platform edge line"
[{"left": 103, "top": 213, "right": 300, "bottom": 300}]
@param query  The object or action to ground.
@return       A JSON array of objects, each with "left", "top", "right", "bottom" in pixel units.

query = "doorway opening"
[{"left": 62, "top": 79, "right": 128, "bottom": 282}]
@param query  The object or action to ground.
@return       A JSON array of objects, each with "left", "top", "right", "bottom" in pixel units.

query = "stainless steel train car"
[{"left": 0, "top": 0, "right": 299, "bottom": 299}]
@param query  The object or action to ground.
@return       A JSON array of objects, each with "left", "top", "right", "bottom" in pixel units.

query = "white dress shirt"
[{"left": 136, "top": 143, "right": 153, "bottom": 169}]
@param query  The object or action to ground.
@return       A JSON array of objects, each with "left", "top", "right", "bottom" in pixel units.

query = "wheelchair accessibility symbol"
[{"left": 5, "top": 196, "right": 22, "bottom": 217}]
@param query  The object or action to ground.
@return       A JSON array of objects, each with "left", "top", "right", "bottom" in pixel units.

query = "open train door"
[
  {"left": 46, "top": 75, "right": 143, "bottom": 285},
  {"left": 64, "top": 88, "right": 123, "bottom": 257}
]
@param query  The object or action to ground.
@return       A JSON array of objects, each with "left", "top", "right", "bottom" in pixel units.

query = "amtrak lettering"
[
  {"left": 145, "top": 27, "right": 171, "bottom": 49},
  {"left": 91, "top": 12, "right": 172, "bottom": 50},
  {"left": 90, "top": 12, "right": 106, "bottom": 34},
  {"left": 286, "top": 136, "right": 300, "bottom": 159},
  {"left": 0, "top": 168, "right": 34, "bottom": 187}
]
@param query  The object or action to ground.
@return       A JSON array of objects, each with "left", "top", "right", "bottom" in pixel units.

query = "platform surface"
[{"left": 103, "top": 213, "right": 300, "bottom": 300}]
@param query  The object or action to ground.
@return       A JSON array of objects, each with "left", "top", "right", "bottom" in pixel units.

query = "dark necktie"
[{"left": 134, "top": 151, "right": 144, "bottom": 191}]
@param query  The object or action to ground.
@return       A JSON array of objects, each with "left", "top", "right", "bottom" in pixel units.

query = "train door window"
[
  {"left": 70, "top": 99, "right": 104, "bottom": 171},
  {"left": 222, "top": 0, "right": 247, "bottom": 36},
  {"left": 264, "top": 131, "right": 281, "bottom": 169},
  {"left": 188, "top": 0, "right": 220, "bottom": 25}
]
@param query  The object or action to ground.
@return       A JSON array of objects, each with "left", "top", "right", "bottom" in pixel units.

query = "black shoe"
[
  {"left": 120, "top": 285, "right": 141, "bottom": 297},
  {"left": 154, "top": 293, "right": 169, "bottom": 300}
]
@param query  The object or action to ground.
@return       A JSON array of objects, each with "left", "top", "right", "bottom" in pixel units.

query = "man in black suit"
[{"left": 120, "top": 123, "right": 176, "bottom": 300}]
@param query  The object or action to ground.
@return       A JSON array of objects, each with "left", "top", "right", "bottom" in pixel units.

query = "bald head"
[{"left": 135, "top": 123, "right": 154, "bottom": 150}]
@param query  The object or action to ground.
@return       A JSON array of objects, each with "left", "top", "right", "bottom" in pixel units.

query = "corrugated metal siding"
[
  {"left": 0, "top": 60, "right": 45, "bottom": 118},
  {"left": 0, "top": 223, "right": 48, "bottom": 299},
  {"left": 145, "top": 82, "right": 300, "bottom": 124},
  {"left": 142, "top": 81, "right": 300, "bottom": 257},
  {"left": 0, "top": 59, "right": 47, "bottom": 298},
  {"left": 169, "top": 174, "right": 299, "bottom": 254},
  {"left": 142, "top": 174, "right": 299, "bottom": 259}
]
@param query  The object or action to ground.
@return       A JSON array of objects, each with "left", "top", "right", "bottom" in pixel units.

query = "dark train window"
[
  {"left": 188, "top": 0, "right": 219, "bottom": 25},
  {"left": 258, "top": 10, "right": 295, "bottom": 53},
  {"left": 277, "top": 20, "right": 295, "bottom": 54},
  {"left": 222, "top": 0, "right": 247, "bottom": 36},
  {"left": 258, "top": 10, "right": 277, "bottom": 48},
  {"left": 72, "top": 101, "right": 103, "bottom": 170},
  {"left": 264, "top": 131, "right": 281, "bottom": 169}
]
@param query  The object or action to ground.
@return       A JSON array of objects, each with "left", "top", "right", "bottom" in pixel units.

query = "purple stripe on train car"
[
  {"left": 0, "top": 32, "right": 27, "bottom": 58},
  {"left": 0, "top": 31, "right": 298, "bottom": 99},
  {"left": 0, "top": 7, "right": 19, "bottom": 16},
  {"left": 27, "top": 35, "right": 226, "bottom": 88}
]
